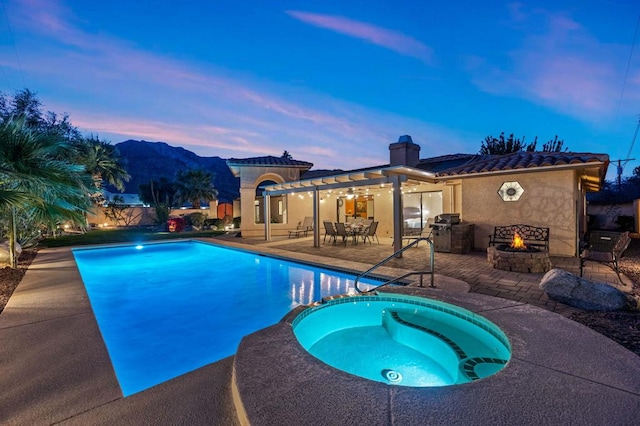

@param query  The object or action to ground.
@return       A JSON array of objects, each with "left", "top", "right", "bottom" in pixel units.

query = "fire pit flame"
[{"left": 510, "top": 233, "right": 526, "bottom": 250}]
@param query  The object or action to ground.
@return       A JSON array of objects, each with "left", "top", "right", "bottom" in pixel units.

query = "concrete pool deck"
[{"left": 1, "top": 238, "right": 639, "bottom": 424}]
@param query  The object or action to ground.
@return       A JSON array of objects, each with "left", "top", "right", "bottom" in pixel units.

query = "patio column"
[
  {"left": 264, "top": 193, "right": 271, "bottom": 241},
  {"left": 392, "top": 175, "right": 403, "bottom": 257},
  {"left": 313, "top": 188, "right": 320, "bottom": 247}
]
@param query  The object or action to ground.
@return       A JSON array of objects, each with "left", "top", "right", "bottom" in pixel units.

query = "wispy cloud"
[
  {"left": 3, "top": 0, "right": 471, "bottom": 170},
  {"left": 286, "top": 11, "right": 433, "bottom": 64},
  {"left": 467, "top": 6, "right": 640, "bottom": 123}
]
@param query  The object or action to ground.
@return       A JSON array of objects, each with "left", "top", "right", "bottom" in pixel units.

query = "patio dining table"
[{"left": 345, "top": 223, "right": 366, "bottom": 245}]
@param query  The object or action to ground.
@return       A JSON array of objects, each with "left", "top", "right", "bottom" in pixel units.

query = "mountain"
[{"left": 111, "top": 140, "right": 239, "bottom": 203}]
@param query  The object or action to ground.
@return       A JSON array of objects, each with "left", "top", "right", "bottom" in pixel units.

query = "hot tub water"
[{"left": 293, "top": 293, "right": 511, "bottom": 387}]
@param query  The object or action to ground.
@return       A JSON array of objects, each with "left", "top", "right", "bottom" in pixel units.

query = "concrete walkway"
[{"left": 0, "top": 237, "right": 637, "bottom": 425}]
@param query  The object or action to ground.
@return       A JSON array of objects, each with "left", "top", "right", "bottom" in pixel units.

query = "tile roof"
[
  {"left": 416, "top": 154, "right": 477, "bottom": 173},
  {"left": 300, "top": 169, "right": 346, "bottom": 179},
  {"left": 435, "top": 151, "right": 609, "bottom": 177},
  {"left": 226, "top": 156, "right": 313, "bottom": 168}
]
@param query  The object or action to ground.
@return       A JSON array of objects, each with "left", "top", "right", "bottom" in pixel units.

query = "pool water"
[
  {"left": 293, "top": 294, "right": 511, "bottom": 386},
  {"left": 72, "top": 240, "right": 377, "bottom": 396}
]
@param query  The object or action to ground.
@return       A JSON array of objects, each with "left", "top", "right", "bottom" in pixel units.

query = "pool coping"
[{"left": 1, "top": 239, "right": 639, "bottom": 424}]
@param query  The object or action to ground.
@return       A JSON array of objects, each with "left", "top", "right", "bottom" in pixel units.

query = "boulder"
[
  {"left": 0, "top": 241, "right": 22, "bottom": 267},
  {"left": 540, "top": 268, "right": 630, "bottom": 311}
]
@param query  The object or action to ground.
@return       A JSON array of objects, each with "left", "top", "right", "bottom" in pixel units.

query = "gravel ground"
[
  {"left": 1, "top": 243, "right": 639, "bottom": 356},
  {"left": 0, "top": 249, "right": 37, "bottom": 312}
]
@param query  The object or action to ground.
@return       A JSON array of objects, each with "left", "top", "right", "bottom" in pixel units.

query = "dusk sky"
[{"left": 1, "top": 0, "right": 639, "bottom": 180}]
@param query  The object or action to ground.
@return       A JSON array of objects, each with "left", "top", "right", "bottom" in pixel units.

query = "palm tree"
[
  {"left": 72, "top": 135, "right": 130, "bottom": 195},
  {"left": 0, "top": 117, "right": 92, "bottom": 267},
  {"left": 175, "top": 169, "right": 218, "bottom": 209}
]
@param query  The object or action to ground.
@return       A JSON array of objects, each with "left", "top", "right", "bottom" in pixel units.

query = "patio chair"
[
  {"left": 323, "top": 221, "right": 337, "bottom": 244},
  {"left": 394, "top": 221, "right": 432, "bottom": 247},
  {"left": 361, "top": 221, "right": 379, "bottom": 245},
  {"left": 334, "top": 222, "right": 352, "bottom": 246},
  {"left": 580, "top": 231, "right": 631, "bottom": 283}
]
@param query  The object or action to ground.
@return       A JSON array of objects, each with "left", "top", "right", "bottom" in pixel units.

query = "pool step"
[{"left": 384, "top": 310, "right": 507, "bottom": 382}]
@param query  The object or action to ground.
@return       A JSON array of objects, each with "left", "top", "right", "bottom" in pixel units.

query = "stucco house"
[{"left": 227, "top": 135, "right": 609, "bottom": 257}]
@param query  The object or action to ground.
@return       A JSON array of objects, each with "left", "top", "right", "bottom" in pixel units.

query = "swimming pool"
[
  {"left": 293, "top": 293, "right": 511, "bottom": 386},
  {"left": 72, "top": 240, "right": 378, "bottom": 396}
]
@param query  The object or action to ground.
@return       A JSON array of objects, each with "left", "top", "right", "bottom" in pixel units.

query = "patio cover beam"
[
  {"left": 262, "top": 176, "right": 401, "bottom": 196},
  {"left": 382, "top": 166, "right": 437, "bottom": 183}
]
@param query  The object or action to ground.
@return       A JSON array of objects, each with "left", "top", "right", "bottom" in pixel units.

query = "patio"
[
  {"left": 241, "top": 234, "right": 634, "bottom": 317},
  {"left": 0, "top": 236, "right": 637, "bottom": 424}
]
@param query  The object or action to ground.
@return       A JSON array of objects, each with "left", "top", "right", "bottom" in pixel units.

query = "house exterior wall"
[
  {"left": 235, "top": 167, "right": 309, "bottom": 238},
  {"left": 441, "top": 183, "right": 456, "bottom": 216},
  {"left": 373, "top": 191, "right": 395, "bottom": 237},
  {"left": 460, "top": 170, "right": 578, "bottom": 256}
]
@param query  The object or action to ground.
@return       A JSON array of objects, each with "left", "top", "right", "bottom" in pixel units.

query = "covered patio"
[{"left": 261, "top": 164, "right": 441, "bottom": 254}]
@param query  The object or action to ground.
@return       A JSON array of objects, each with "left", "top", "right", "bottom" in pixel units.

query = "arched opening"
[{"left": 254, "top": 179, "right": 285, "bottom": 224}]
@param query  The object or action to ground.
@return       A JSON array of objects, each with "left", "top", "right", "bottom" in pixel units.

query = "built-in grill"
[{"left": 429, "top": 214, "right": 460, "bottom": 252}]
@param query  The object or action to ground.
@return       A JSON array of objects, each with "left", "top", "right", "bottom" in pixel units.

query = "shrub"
[
  {"left": 167, "top": 217, "right": 185, "bottom": 232},
  {"left": 188, "top": 212, "right": 206, "bottom": 229},
  {"left": 210, "top": 218, "right": 225, "bottom": 230},
  {"left": 154, "top": 204, "right": 170, "bottom": 225}
]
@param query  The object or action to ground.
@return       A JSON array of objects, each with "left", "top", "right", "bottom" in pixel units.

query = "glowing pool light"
[{"left": 293, "top": 293, "right": 511, "bottom": 387}]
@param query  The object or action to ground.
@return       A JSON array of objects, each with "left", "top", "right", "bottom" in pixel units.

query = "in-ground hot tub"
[{"left": 292, "top": 293, "right": 511, "bottom": 387}]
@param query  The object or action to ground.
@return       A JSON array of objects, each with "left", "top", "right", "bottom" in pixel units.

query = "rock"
[
  {"left": 540, "top": 268, "right": 630, "bottom": 311},
  {"left": 0, "top": 241, "right": 22, "bottom": 267}
]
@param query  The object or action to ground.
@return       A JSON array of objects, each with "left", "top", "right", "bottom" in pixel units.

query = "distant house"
[
  {"left": 585, "top": 181, "right": 640, "bottom": 232},
  {"left": 102, "top": 191, "right": 147, "bottom": 207},
  {"left": 227, "top": 136, "right": 609, "bottom": 257}
]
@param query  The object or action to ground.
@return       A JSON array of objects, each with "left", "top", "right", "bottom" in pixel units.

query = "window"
[{"left": 403, "top": 191, "right": 443, "bottom": 233}]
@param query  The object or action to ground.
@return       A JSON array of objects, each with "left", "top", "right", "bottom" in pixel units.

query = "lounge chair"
[
  {"left": 395, "top": 219, "right": 433, "bottom": 247},
  {"left": 299, "top": 216, "right": 314, "bottom": 235},
  {"left": 289, "top": 216, "right": 314, "bottom": 238},
  {"left": 361, "top": 221, "right": 379, "bottom": 245},
  {"left": 323, "top": 221, "right": 337, "bottom": 244}
]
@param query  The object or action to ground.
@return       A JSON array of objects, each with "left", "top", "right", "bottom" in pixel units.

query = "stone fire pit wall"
[{"left": 487, "top": 246, "right": 552, "bottom": 273}]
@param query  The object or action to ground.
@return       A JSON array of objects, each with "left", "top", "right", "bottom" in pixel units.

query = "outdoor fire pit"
[{"left": 487, "top": 233, "right": 551, "bottom": 273}]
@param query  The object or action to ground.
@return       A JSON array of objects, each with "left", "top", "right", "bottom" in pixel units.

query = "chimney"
[{"left": 389, "top": 135, "right": 420, "bottom": 167}]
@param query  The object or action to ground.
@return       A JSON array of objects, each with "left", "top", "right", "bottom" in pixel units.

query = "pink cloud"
[
  {"left": 18, "top": 0, "right": 71, "bottom": 34},
  {"left": 286, "top": 11, "right": 433, "bottom": 64},
  {"left": 8, "top": 0, "right": 468, "bottom": 170}
]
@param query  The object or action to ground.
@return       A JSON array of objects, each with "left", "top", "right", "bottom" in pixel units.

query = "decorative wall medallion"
[{"left": 498, "top": 181, "right": 524, "bottom": 202}]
